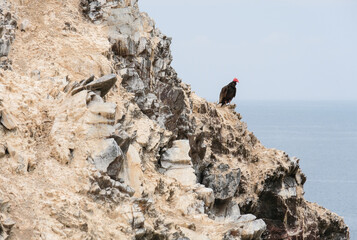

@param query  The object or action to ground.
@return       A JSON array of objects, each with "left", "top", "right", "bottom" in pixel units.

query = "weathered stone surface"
[
  {"left": 212, "top": 199, "right": 241, "bottom": 222},
  {"left": 119, "top": 145, "right": 144, "bottom": 197},
  {"left": 164, "top": 168, "right": 196, "bottom": 187},
  {"left": 0, "top": 214, "right": 15, "bottom": 240},
  {"left": 71, "top": 74, "right": 117, "bottom": 97},
  {"left": 110, "top": 129, "right": 132, "bottom": 154},
  {"left": 80, "top": 0, "right": 136, "bottom": 23},
  {"left": 223, "top": 219, "right": 266, "bottom": 240},
  {"left": 240, "top": 219, "right": 266, "bottom": 240},
  {"left": 202, "top": 164, "right": 241, "bottom": 200},
  {"left": 89, "top": 171, "right": 135, "bottom": 200},
  {"left": 86, "top": 74, "right": 117, "bottom": 97},
  {"left": 161, "top": 140, "right": 197, "bottom": 186},
  {"left": 161, "top": 140, "right": 192, "bottom": 169},
  {"left": 180, "top": 227, "right": 211, "bottom": 240},
  {"left": 0, "top": 8, "right": 16, "bottom": 69},
  {"left": 91, "top": 138, "right": 122, "bottom": 173},
  {"left": 88, "top": 101, "right": 116, "bottom": 120},
  {"left": 2, "top": 218, "right": 15, "bottom": 229},
  {"left": 236, "top": 214, "right": 256, "bottom": 223},
  {"left": 0, "top": 109, "right": 17, "bottom": 130},
  {"left": 195, "top": 184, "right": 215, "bottom": 209},
  {"left": 0, "top": 38, "right": 10, "bottom": 57}
]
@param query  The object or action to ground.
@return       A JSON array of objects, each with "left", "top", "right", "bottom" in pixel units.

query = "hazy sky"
[{"left": 139, "top": 0, "right": 357, "bottom": 101}]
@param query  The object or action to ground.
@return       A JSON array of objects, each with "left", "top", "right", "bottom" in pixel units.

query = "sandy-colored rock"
[
  {"left": 195, "top": 184, "right": 215, "bottom": 208},
  {"left": 161, "top": 140, "right": 197, "bottom": 186},
  {"left": 161, "top": 140, "right": 192, "bottom": 169},
  {"left": 119, "top": 144, "right": 143, "bottom": 197},
  {"left": 0, "top": 109, "right": 17, "bottom": 130}
]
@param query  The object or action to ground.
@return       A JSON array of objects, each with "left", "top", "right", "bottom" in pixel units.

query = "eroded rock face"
[
  {"left": 70, "top": 74, "right": 117, "bottom": 97},
  {"left": 80, "top": 0, "right": 137, "bottom": 23},
  {"left": 82, "top": 1, "right": 195, "bottom": 139},
  {"left": 202, "top": 163, "right": 241, "bottom": 200},
  {"left": 51, "top": 74, "right": 119, "bottom": 165},
  {"left": 90, "top": 138, "right": 123, "bottom": 173},
  {"left": 160, "top": 140, "right": 197, "bottom": 186},
  {"left": 0, "top": 5, "right": 16, "bottom": 70},
  {"left": 89, "top": 170, "right": 135, "bottom": 202}
]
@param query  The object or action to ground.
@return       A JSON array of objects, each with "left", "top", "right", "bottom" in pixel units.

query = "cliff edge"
[{"left": 0, "top": 0, "right": 349, "bottom": 239}]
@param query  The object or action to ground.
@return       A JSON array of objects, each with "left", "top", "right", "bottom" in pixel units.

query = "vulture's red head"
[{"left": 233, "top": 78, "right": 239, "bottom": 83}]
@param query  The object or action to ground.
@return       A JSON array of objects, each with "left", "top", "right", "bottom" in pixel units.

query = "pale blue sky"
[{"left": 139, "top": 0, "right": 357, "bottom": 101}]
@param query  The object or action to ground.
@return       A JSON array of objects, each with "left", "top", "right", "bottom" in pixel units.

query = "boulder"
[
  {"left": 0, "top": 109, "right": 17, "bottom": 130},
  {"left": 110, "top": 129, "right": 132, "bottom": 154},
  {"left": 212, "top": 199, "right": 241, "bottom": 222},
  {"left": 223, "top": 218, "right": 266, "bottom": 240},
  {"left": 240, "top": 219, "right": 266, "bottom": 240},
  {"left": 161, "top": 140, "right": 192, "bottom": 169},
  {"left": 71, "top": 74, "right": 117, "bottom": 97},
  {"left": 92, "top": 138, "right": 123, "bottom": 173},
  {"left": 202, "top": 164, "right": 241, "bottom": 200}
]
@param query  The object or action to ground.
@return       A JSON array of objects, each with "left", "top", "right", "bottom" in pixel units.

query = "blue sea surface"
[{"left": 237, "top": 101, "right": 357, "bottom": 239}]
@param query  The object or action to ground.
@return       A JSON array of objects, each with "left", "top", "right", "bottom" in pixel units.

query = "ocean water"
[{"left": 237, "top": 101, "right": 357, "bottom": 239}]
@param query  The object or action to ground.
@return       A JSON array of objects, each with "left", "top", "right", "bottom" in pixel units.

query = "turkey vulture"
[{"left": 219, "top": 78, "right": 239, "bottom": 106}]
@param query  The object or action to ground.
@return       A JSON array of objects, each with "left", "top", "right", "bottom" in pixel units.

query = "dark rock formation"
[
  {"left": 89, "top": 171, "right": 135, "bottom": 201},
  {"left": 202, "top": 163, "right": 241, "bottom": 200},
  {"left": 68, "top": 74, "right": 117, "bottom": 97},
  {"left": 79, "top": 1, "right": 195, "bottom": 140}
]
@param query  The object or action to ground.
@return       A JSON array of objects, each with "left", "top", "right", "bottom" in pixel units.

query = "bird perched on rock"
[{"left": 219, "top": 78, "right": 239, "bottom": 106}]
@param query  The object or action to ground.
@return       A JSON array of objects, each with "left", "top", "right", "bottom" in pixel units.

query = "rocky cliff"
[{"left": 0, "top": 0, "right": 350, "bottom": 239}]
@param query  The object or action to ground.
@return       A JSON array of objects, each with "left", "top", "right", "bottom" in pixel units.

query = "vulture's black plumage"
[{"left": 219, "top": 79, "right": 238, "bottom": 106}]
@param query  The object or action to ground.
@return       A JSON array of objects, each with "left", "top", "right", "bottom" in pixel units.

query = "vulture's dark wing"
[
  {"left": 232, "top": 87, "right": 236, "bottom": 98},
  {"left": 219, "top": 85, "right": 228, "bottom": 104}
]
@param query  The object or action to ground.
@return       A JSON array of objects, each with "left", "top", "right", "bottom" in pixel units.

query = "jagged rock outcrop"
[
  {"left": 82, "top": 0, "right": 195, "bottom": 139},
  {"left": 0, "top": 1, "right": 16, "bottom": 70},
  {"left": 0, "top": 0, "right": 349, "bottom": 239},
  {"left": 202, "top": 163, "right": 241, "bottom": 200}
]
